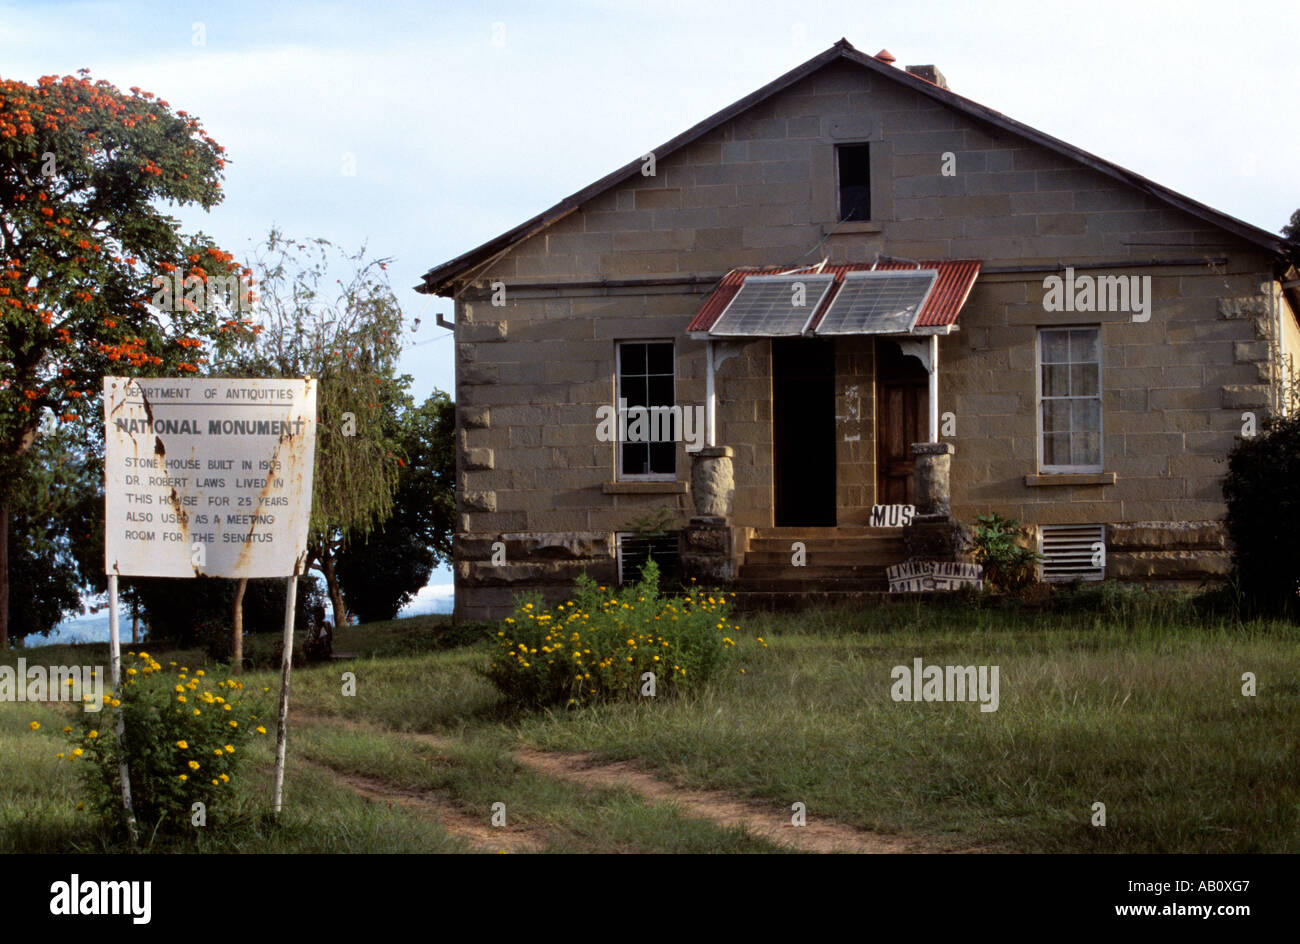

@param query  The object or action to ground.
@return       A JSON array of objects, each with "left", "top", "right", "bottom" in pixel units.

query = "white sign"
[
  {"left": 871, "top": 504, "right": 915, "bottom": 527},
  {"left": 887, "top": 560, "right": 983, "bottom": 593},
  {"left": 103, "top": 377, "right": 316, "bottom": 578}
]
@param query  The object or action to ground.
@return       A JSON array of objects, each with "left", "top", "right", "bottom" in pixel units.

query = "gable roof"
[{"left": 417, "top": 39, "right": 1291, "bottom": 296}]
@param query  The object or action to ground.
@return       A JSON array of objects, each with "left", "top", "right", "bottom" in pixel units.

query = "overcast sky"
[{"left": 6, "top": 0, "right": 1298, "bottom": 595}]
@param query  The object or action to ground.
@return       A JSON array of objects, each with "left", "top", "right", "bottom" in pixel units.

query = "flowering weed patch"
[
  {"left": 49, "top": 651, "right": 269, "bottom": 837},
  {"left": 484, "top": 562, "right": 753, "bottom": 709}
]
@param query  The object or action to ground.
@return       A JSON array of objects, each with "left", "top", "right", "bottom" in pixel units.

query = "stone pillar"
[
  {"left": 904, "top": 442, "right": 972, "bottom": 563},
  {"left": 911, "top": 442, "right": 953, "bottom": 521},
  {"left": 680, "top": 519, "right": 736, "bottom": 583},
  {"left": 690, "top": 446, "right": 734, "bottom": 519},
  {"left": 682, "top": 446, "right": 736, "bottom": 583}
]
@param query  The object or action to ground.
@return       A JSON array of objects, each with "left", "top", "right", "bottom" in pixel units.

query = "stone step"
[
  {"left": 749, "top": 527, "right": 905, "bottom": 539},
  {"left": 747, "top": 530, "right": 904, "bottom": 550},
  {"left": 738, "top": 563, "right": 894, "bottom": 580},
  {"left": 742, "top": 550, "right": 903, "bottom": 565}
]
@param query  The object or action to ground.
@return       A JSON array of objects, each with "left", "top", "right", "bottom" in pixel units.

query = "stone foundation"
[
  {"left": 454, "top": 530, "right": 617, "bottom": 622},
  {"left": 903, "top": 519, "right": 976, "bottom": 563},
  {"left": 1107, "top": 520, "right": 1231, "bottom": 584},
  {"left": 679, "top": 517, "right": 740, "bottom": 583}
]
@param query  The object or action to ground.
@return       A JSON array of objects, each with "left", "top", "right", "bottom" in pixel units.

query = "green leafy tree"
[
  {"left": 6, "top": 416, "right": 93, "bottom": 639},
  {"left": 1283, "top": 209, "right": 1300, "bottom": 242},
  {"left": 0, "top": 71, "right": 243, "bottom": 647},
  {"left": 213, "top": 229, "right": 406, "bottom": 630},
  {"left": 336, "top": 390, "right": 455, "bottom": 622}
]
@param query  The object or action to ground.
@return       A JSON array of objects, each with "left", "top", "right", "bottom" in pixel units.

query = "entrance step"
[{"left": 736, "top": 526, "right": 909, "bottom": 598}]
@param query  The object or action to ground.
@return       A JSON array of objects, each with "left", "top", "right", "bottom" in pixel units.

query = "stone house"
[{"left": 417, "top": 39, "right": 1300, "bottom": 621}]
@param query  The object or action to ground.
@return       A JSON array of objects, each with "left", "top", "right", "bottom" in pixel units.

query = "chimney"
[
  {"left": 905, "top": 64, "right": 949, "bottom": 90},
  {"left": 874, "top": 48, "right": 897, "bottom": 65}
]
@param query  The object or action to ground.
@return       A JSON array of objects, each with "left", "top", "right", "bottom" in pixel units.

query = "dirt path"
[
  {"left": 296, "top": 755, "right": 546, "bottom": 853},
  {"left": 297, "top": 759, "right": 546, "bottom": 852},
  {"left": 291, "top": 713, "right": 965, "bottom": 853},
  {"left": 508, "top": 746, "right": 925, "bottom": 854}
]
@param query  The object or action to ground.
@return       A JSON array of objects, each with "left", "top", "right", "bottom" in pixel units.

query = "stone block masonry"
[{"left": 442, "top": 54, "right": 1291, "bottom": 620}]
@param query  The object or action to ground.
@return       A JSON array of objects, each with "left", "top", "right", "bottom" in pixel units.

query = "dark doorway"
[
  {"left": 875, "top": 340, "right": 929, "bottom": 505},
  {"left": 771, "top": 338, "right": 836, "bottom": 526}
]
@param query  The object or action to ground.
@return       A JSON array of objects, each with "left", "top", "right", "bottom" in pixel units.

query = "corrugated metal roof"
[{"left": 685, "top": 259, "right": 981, "bottom": 334}]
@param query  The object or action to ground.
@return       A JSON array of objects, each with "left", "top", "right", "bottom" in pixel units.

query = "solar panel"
[
  {"left": 814, "top": 270, "right": 937, "bottom": 335},
  {"left": 707, "top": 274, "right": 835, "bottom": 337}
]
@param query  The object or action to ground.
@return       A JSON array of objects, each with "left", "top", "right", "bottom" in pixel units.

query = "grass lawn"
[{"left": 3, "top": 592, "right": 1297, "bottom": 853}]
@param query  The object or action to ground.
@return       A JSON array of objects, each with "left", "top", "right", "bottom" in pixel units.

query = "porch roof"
[{"left": 685, "top": 259, "right": 982, "bottom": 336}]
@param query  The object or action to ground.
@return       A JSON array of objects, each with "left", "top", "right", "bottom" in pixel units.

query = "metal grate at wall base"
[{"left": 1039, "top": 523, "right": 1106, "bottom": 581}]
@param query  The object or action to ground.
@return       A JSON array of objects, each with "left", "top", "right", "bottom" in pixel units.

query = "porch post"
[
  {"left": 705, "top": 339, "right": 716, "bottom": 448},
  {"left": 928, "top": 334, "right": 939, "bottom": 443}
]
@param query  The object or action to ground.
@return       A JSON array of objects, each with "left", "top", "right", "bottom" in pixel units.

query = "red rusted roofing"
[{"left": 685, "top": 259, "right": 981, "bottom": 334}]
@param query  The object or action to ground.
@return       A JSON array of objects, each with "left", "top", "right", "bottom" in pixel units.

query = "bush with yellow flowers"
[
  {"left": 55, "top": 651, "right": 268, "bottom": 836},
  {"left": 484, "top": 560, "right": 742, "bottom": 708}
]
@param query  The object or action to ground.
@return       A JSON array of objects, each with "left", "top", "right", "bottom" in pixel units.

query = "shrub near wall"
[
  {"left": 1223, "top": 415, "right": 1300, "bottom": 618},
  {"left": 484, "top": 562, "right": 754, "bottom": 708}
]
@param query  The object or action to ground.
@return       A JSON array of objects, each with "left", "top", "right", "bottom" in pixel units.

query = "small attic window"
[{"left": 837, "top": 144, "right": 871, "bottom": 222}]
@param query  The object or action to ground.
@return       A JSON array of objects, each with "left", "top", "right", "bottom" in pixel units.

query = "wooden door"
[{"left": 876, "top": 341, "right": 928, "bottom": 505}]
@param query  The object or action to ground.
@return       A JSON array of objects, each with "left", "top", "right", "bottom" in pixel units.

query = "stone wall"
[
  {"left": 1106, "top": 520, "right": 1231, "bottom": 586},
  {"left": 454, "top": 531, "right": 617, "bottom": 622}
]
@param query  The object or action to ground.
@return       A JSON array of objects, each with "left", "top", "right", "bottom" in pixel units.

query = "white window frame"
[
  {"left": 1036, "top": 326, "right": 1103, "bottom": 474},
  {"left": 615, "top": 339, "right": 678, "bottom": 482}
]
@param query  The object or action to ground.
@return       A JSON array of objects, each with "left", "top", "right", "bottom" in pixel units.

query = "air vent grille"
[
  {"left": 1039, "top": 524, "right": 1106, "bottom": 581},
  {"left": 617, "top": 532, "right": 681, "bottom": 585}
]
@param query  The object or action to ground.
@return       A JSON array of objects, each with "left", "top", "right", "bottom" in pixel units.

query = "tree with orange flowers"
[{"left": 0, "top": 70, "right": 245, "bottom": 647}]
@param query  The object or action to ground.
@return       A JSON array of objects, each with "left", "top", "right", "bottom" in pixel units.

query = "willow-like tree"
[
  {"left": 0, "top": 71, "right": 242, "bottom": 647},
  {"left": 214, "top": 229, "right": 406, "bottom": 632}
]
